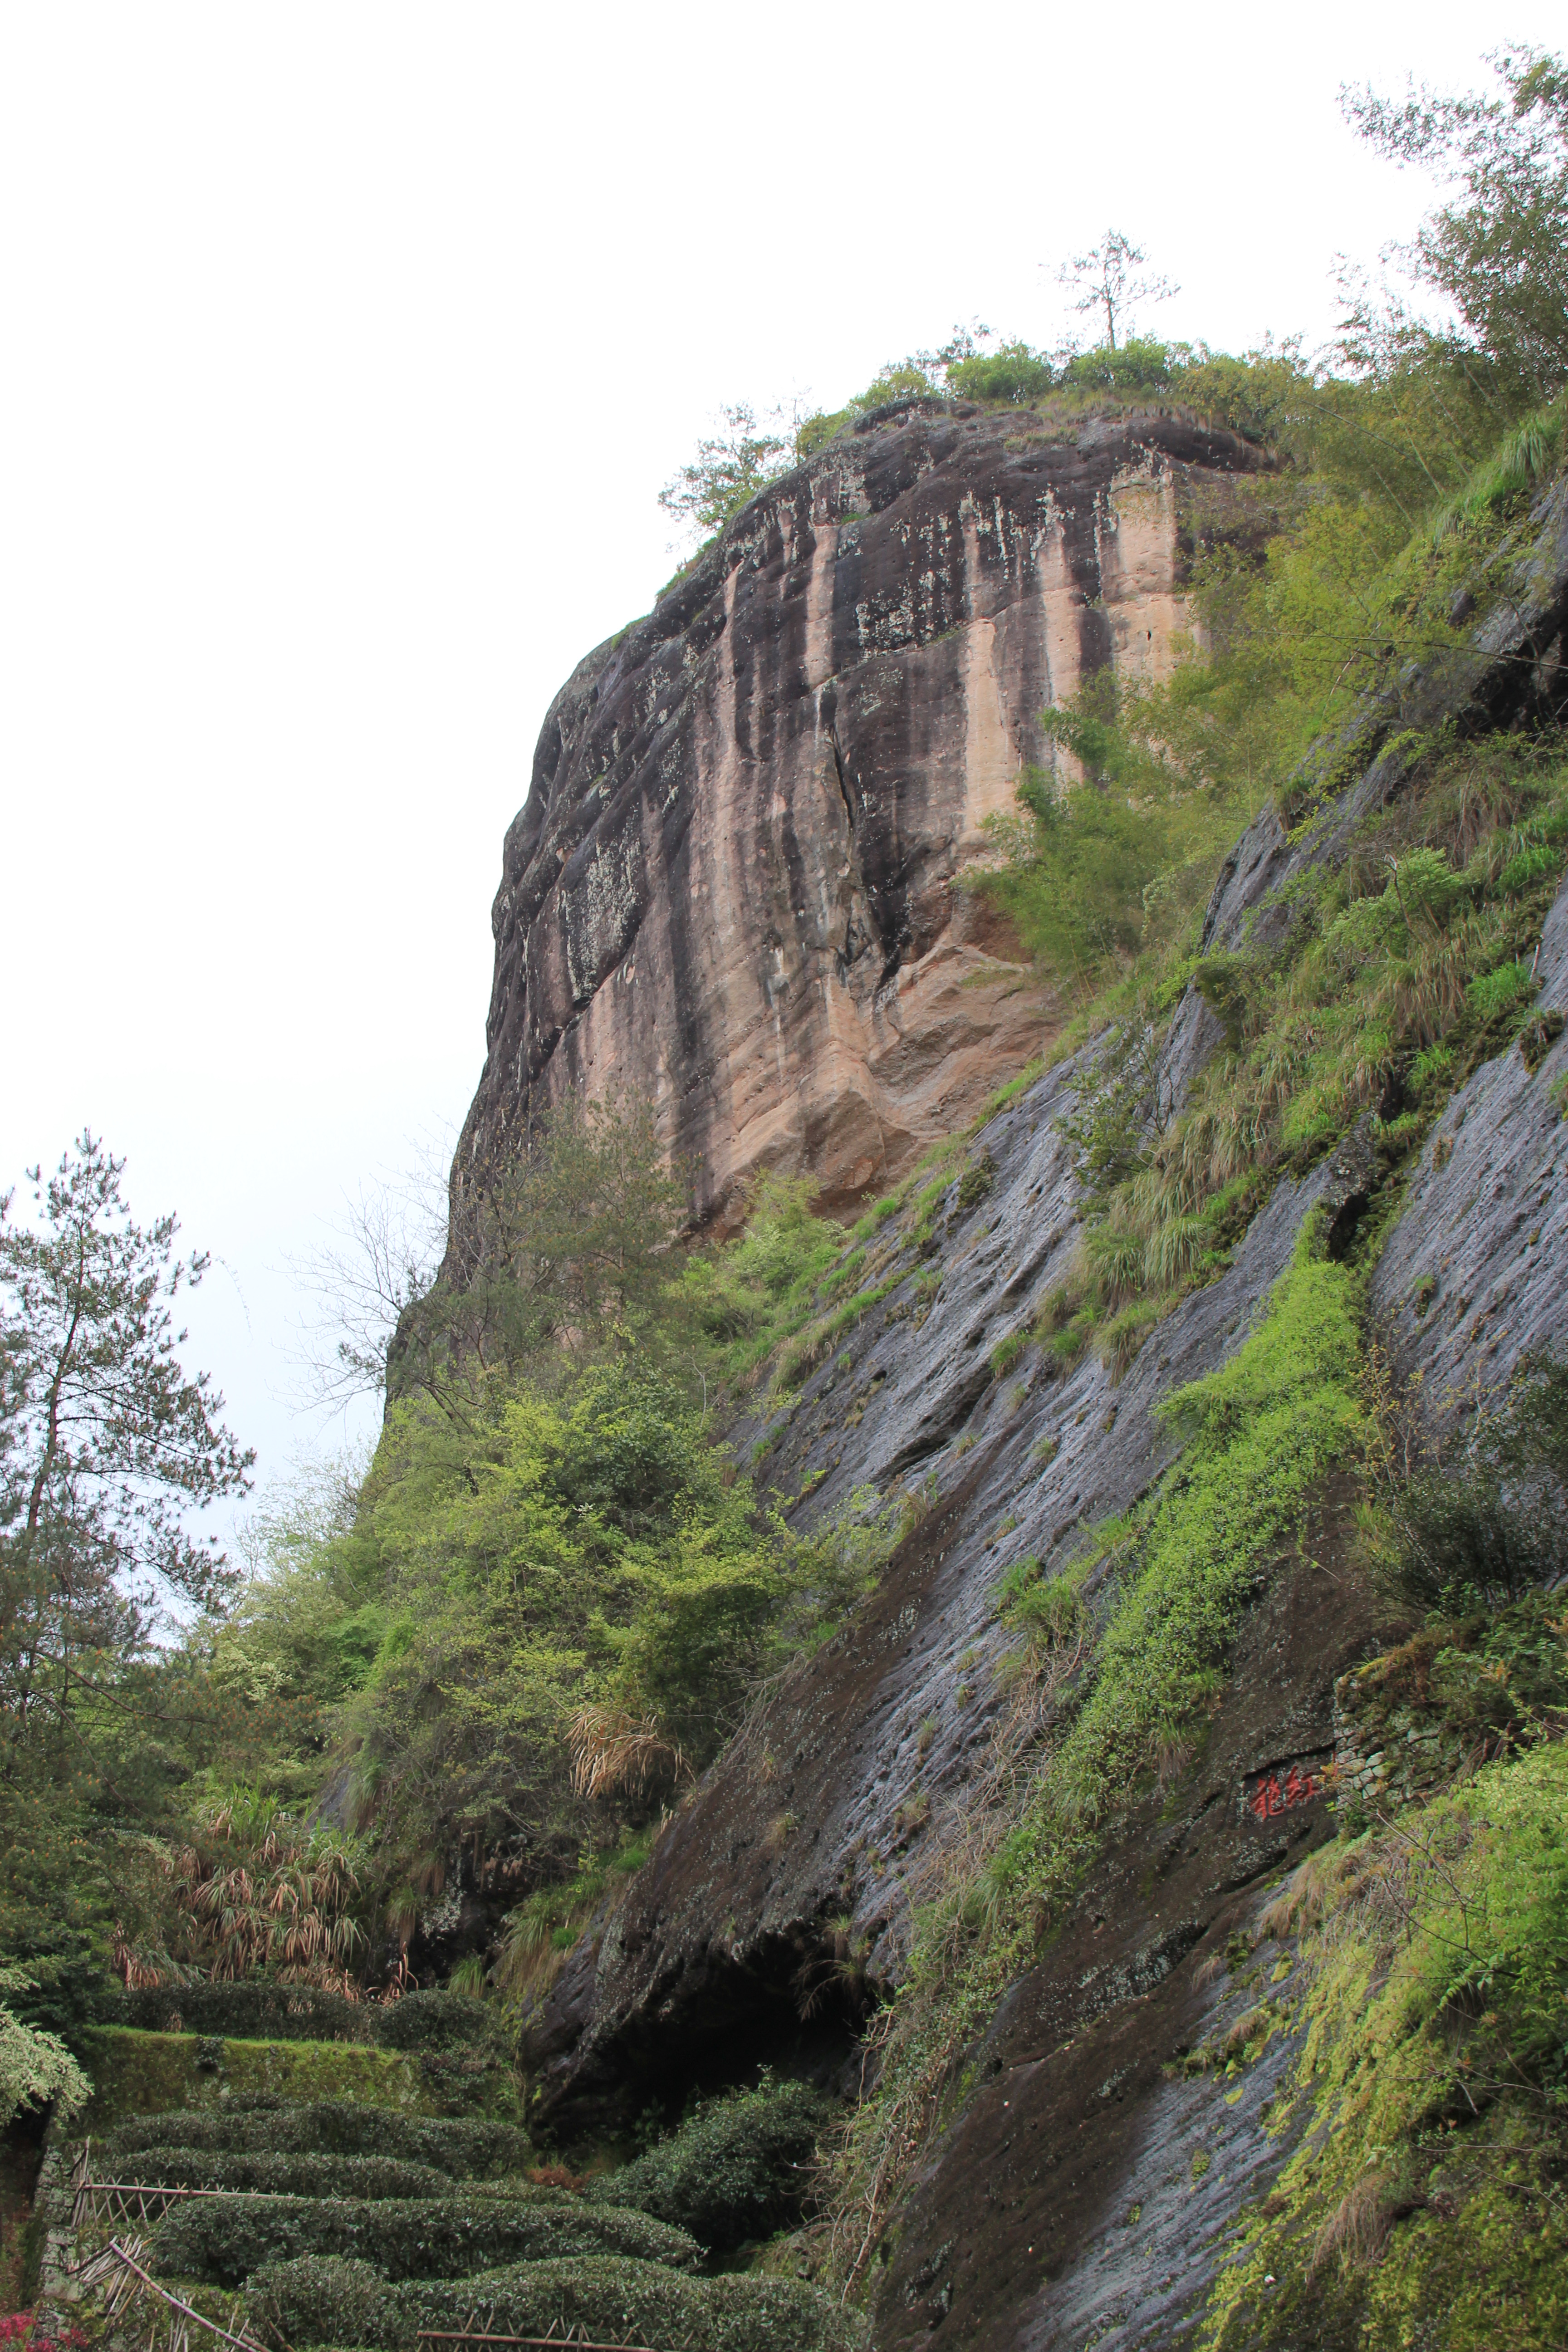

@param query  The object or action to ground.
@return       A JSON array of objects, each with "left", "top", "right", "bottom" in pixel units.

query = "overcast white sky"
[{"left": 1, "top": 2, "right": 1558, "bottom": 1535}]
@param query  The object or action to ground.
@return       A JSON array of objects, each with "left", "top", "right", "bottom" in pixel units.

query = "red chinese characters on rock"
[{"left": 1247, "top": 1762, "right": 1320, "bottom": 1823}]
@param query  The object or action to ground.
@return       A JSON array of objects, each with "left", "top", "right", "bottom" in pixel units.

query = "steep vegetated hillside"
[{"left": 11, "top": 46, "right": 1568, "bottom": 2352}]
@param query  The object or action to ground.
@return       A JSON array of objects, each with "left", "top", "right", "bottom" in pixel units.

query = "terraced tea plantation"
[{"left": 43, "top": 2029, "right": 859, "bottom": 2352}]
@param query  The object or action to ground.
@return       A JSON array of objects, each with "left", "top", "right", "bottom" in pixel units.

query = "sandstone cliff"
[
  {"left": 454, "top": 399, "right": 1264, "bottom": 1228},
  {"left": 507, "top": 470, "right": 1568, "bottom": 2349}
]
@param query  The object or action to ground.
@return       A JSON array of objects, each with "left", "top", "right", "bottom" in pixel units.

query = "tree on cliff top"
[
  {"left": 1057, "top": 229, "right": 1178, "bottom": 353},
  {"left": 659, "top": 402, "right": 794, "bottom": 544}
]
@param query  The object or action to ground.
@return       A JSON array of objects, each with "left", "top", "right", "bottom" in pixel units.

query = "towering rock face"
[
  {"left": 509, "top": 475, "right": 1568, "bottom": 2348},
  {"left": 456, "top": 399, "right": 1264, "bottom": 1224}
]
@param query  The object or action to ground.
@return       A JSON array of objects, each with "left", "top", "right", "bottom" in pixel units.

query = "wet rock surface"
[{"left": 454, "top": 401, "right": 1265, "bottom": 1230}]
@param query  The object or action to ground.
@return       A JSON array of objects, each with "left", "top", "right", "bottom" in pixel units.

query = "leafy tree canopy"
[
  {"left": 1343, "top": 43, "right": 1568, "bottom": 409},
  {"left": 0, "top": 1135, "right": 253, "bottom": 2017}
]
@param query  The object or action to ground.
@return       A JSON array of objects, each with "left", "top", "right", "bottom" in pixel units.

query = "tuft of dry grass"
[
  {"left": 1310, "top": 2169, "right": 1408, "bottom": 2276},
  {"left": 568, "top": 1703, "right": 685, "bottom": 1802}
]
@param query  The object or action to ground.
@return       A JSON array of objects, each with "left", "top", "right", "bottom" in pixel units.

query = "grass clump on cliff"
[
  {"left": 997, "top": 730, "right": 1568, "bottom": 1398},
  {"left": 674, "top": 1176, "right": 849, "bottom": 1387},
  {"left": 828, "top": 1218, "right": 1367, "bottom": 2280}
]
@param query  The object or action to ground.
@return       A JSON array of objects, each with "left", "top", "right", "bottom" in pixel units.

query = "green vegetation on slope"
[
  {"left": 50, "top": 2032, "right": 866, "bottom": 2352},
  {"left": 1202, "top": 1739, "right": 1568, "bottom": 2352},
  {"left": 1020, "top": 736, "right": 1568, "bottom": 1389}
]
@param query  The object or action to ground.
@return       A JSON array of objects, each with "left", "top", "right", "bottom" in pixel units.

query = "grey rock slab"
[{"left": 1370, "top": 874, "right": 1568, "bottom": 1426}]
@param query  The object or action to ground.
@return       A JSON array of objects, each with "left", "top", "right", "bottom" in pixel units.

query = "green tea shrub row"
[
  {"left": 110, "top": 2149, "right": 449, "bottom": 2201},
  {"left": 108, "top": 2099, "right": 533, "bottom": 2176},
  {"left": 98, "top": 1984, "right": 502, "bottom": 2055},
  {"left": 250, "top": 2252, "right": 868, "bottom": 2352},
  {"left": 151, "top": 2192, "right": 701, "bottom": 2289},
  {"left": 586, "top": 2080, "right": 829, "bottom": 2250}
]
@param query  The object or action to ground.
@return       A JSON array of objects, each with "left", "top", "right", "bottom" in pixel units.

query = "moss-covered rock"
[
  {"left": 152, "top": 2191, "right": 701, "bottom": 2288},
  {"left": 1203, "top": 1741, "right": 1568, "bottom": 2351},
  {"left": 585, "top": 2080, "right": 829, "bottom": 2251}
]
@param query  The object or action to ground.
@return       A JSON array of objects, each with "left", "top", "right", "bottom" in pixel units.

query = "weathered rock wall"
[
  {"left": 515, "top": 471, "right": 1568, "bottom": 2347},
  {"left": 454, "top": 400, "right": 1264, "bottom": 1229}
]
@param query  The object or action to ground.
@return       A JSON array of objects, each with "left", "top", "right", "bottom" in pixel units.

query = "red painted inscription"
[{"left": 1247, "top": 1763, "right": 1319, "bottom": 1822}]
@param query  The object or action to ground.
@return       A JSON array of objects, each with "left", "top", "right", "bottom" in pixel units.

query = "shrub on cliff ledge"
[
  {"left": 660, "top": 403, "right": 793, "bottom": 542},
  {"left": 1377, "top": 1354, "right": 1568, "bottom": 1615}
]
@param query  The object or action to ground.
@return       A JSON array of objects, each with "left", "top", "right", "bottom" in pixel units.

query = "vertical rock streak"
[{"left": 455, "top": 402, "right": 1261, "bottom": 1225}]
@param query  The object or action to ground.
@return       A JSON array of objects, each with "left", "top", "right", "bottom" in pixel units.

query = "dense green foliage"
[
  {"left": 0, "top": 1137, "right": 255, "bottom": 2025},
  {"left": 1345, "top": 43, "right": 1568, "bottom": 413},
  {"left": 0, "top": 1099, "right": 882, "bottom": 2012},
  {"left": 250, "top": 2251, "right": 869, "bottom": 2352},
  {"left": 342, "top": 1361, "right": 789, "bottom": 1883},
  {"left": 586, "top": 2078, "right": 830, "bottom": 2251},
  {"left": 59, "top": 2056, "right": 859, "bottom": 2352},
  {"left": 0, "top": 1965, "right": 90, "bottom": 2130},
  {"left": 108, "top": 2094, "right": 534, "bottom": 2172},
  {"left": 98, "top": 1127, "right": 897, "bottom": 2005},
  {"left": 151, "top": 2187, "right": 702, "bottom": 2286}
]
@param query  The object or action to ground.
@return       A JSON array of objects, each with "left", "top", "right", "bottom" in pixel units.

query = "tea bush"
[
  {"left": 251, "top": 2252, "right": 868, "bottom": 2352},
  {"left": 113, "top": 2149, "right": 449, "bottom": 2200},
  {"left": 108, "top": 2098, "right": 534, "bottom": 2175},
  {"left": 586, "top": 2078, "right": 829, "bottom": 2250},
  {"left": 151, "top": 2190, "right": 701, "bottom": 2288},
  {"left": 100, "top": 1984, "right": 499, "bottom": 2053}
]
